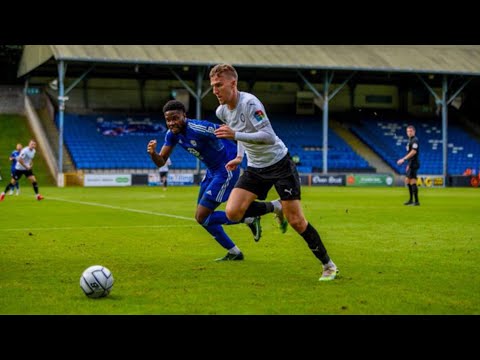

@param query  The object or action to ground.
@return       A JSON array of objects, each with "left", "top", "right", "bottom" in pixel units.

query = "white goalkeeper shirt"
[{"left": 215, "top": 91, "right": 288, "bottom": 168}]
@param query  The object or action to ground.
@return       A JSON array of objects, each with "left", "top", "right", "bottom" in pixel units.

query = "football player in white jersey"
[
  {"left": 0, "top": 139, "right": 44, "bottom": 201},
  {"left": 210, "top": 64, "right": 338, "bottom": 281}
]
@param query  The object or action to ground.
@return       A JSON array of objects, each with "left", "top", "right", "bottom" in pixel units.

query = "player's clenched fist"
[{"left": 147, "top": 140, "right": 157, "bottom": 154}]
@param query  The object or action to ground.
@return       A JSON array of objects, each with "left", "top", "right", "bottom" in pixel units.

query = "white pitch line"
[
  {"left": 0, "top": 224, "right": 195, "bottom": 232},
  {"left": 47, "top": 196, "right": 195, "bottom": 221}
]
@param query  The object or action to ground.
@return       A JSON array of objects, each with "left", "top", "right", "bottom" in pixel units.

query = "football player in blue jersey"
[
  {"left": 8, "top": 143, "right": 22, "bottom": 195},
  {"left": 147, "top": 100, "right": 284, "bottom": 261}
]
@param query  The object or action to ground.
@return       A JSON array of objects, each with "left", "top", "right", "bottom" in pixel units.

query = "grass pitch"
[{"left": 0, "top": 185, "right": 478, "bottom": 314}]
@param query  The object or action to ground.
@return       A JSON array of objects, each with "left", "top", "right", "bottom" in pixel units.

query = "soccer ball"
[{"left": 80, "top": 265, "right": 114, "bottom": 298}]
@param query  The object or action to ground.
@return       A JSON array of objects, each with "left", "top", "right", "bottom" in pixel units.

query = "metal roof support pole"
[
  {"left": 297, "top": 70, "right": 324, "bottom": 103},
  {"left": 416, "top": 74, "right": 441, "bottom": 103},
  {"left": 201, "top": 86, "right": 212, "bottom": 99},
  {"left": 441, "top": 75, "right": 448, "bottom": 184},
  {"left": 297, "top": 70, "right": 327, "bottom": 172},
  {"left": 64, "top": 65, "right": 95, "bottom": 96},
  {"left": 447, "top": 77, "right": 472, "bottom": 105},
  {"left": 55, "top": 64, "right": 94, "bottom": 182},
  {"left": 170, "top": 68, "right": 197, "bottom": 98},
  {"left": 170, "top": 66, "right": 208, "bottom": 175},
  {"left": 323, "top": 71, "right": 355, "bottom": 174},
  {"left": 297, "top": 70, "right": 355, "bottom": 174},
  {"left": 195, "top": 68, "right": 205, "bottom": 175},
  {"left": 322, "top": 71, "right": 333, "bottom": 174},
  {"left": 417, "top": 74, "right": 447, "bottom": 184},
  {"left": 195, "top": 67, "right": 204, "bottom": 120},
  {"left": 329, "top": 72, "right": 356, "bottom": 100},
  {"left": 57, "top": 60, "right": 66, "bottom": 185}
]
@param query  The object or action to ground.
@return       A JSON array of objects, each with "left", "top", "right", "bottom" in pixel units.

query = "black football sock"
[
  {"left": 407, "top": 184, "right": 413, "bottom": 201},
  {"left": 412, "top": 184, "right": 419, "bottom": 202},
  {"left": 241, "top": 201, "right": 273, "bottom": 220},
  {"left": 300, "top": 222, "right": 330, "bottom": 265},
  {"left": 32, "top": 182, "right": 39, "bottom": 195}
]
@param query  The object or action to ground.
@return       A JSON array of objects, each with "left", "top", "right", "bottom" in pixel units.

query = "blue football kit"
[{"left": 164, "top": 119, "right": 239, "bottom": 209}]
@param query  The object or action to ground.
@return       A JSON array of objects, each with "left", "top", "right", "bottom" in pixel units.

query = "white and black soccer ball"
[{"left": 80, "top": 265, "right": 114, "bottom": 298}]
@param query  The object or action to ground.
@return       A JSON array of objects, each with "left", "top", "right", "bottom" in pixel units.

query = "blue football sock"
[
  {"left": 203, "top": 211, "right": 238, "bottom": 226},
  {"left": 203, "top": 224, "right": 236, "bottom": 250}
]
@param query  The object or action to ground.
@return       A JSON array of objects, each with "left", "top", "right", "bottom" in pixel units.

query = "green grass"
[{"left": 0, "top": 186, "right": 478, "bottom": 314}]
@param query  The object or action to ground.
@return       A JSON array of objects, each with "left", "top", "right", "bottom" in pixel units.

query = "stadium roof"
[{"left": 18, "top": 45, "right": 480, "bottom": 78}]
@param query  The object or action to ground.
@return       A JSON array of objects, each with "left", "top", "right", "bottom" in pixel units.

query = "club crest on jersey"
[
  {"left": 254, "top": 110, "right": 266, "bottom": 122},
  {"left": 190, "top": 140, "right": 197, "bottom": 147}
]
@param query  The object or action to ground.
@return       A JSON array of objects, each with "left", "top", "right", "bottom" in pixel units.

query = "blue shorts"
[{"left": 198, "top": 167, "right": 240, "bottom": 210}]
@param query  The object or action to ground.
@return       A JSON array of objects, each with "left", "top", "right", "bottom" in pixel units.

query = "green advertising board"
[{"left": 346, "top": 174, "right": 394, "bottom": 187}]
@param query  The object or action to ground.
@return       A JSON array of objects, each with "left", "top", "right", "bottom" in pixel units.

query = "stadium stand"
[
  {"left": 205, "top": 112, "right": 373, "bottom": 173},
  {"left": 57, "top": 114, "right": 178, "bottom": 170},
  {"left": 270, "top": 114, "right": 373, "bottom": 172},
  {"left": 58, "top": 112, "right": 373, "bottom": 172},
  {"left": 351, "top": 118, "right": 480, "bottom": 175}
]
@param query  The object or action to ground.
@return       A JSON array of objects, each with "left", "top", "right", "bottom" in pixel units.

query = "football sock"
[
  {"left": 242, "top": 201, "right": 273, "bottom": 219},
  {"left": 407, "top": 184, "right": 413, "bottom": 201},
  {"left": 228, "top": 245, "right": 242, "bottom": 255},
  {"left": 301, "top": 222, "right": 330, "bottom": 265},
  {"left": 203, "top": 224, "right": 236, "bottom": 250},
  {"left": 4, "top": 183, "right": 12, "bottom": 193},
  {"left": 32, "top": 182, "right": 39, "bottom": 195},
  {"left": 15, "top": 182, "right": 19, "bottom": 190},
  {"left": 412, "top": 184, "right": 419, "bottom": 202},
  {"left": 202, "top": 211, "right": 238, "bottom": 226}
]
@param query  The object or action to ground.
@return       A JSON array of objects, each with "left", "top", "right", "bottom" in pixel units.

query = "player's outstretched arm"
[
  {"left": 147, "top": 140, "right": 174, "bottom": 168},
  {"left": 147, "top": 140, "right": 165, "bottom": 167}
]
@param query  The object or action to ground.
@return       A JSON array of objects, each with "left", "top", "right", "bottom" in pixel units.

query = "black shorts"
[
  {"left": 235, "top": 154, "right": 301, "bottom": 201},
  {"left": 159, "top": 171, "right": 168, "bottom": 178},
  {"left": 13, "top": 169, "right": 34, "bottom": 180},
  {"left": 406, "top": 165, "right": 419, "bottom": 179}
]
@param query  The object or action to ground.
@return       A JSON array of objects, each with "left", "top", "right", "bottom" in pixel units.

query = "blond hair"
[{"left": 209, "top": 63, "right": 238, "bottom": 80}]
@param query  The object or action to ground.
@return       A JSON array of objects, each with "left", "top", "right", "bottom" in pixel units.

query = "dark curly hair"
[{"left": 163, "top": 100, "right": 186, "bottom": 114}]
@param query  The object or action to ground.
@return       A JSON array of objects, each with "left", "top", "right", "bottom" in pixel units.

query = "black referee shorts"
[{"left": 406, "top": 165, "right": 419, "bottom": 179}]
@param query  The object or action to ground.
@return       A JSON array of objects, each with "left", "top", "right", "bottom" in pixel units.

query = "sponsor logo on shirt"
[{"left": 254, "top": 110, "right": 266, "bottom": 122}]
